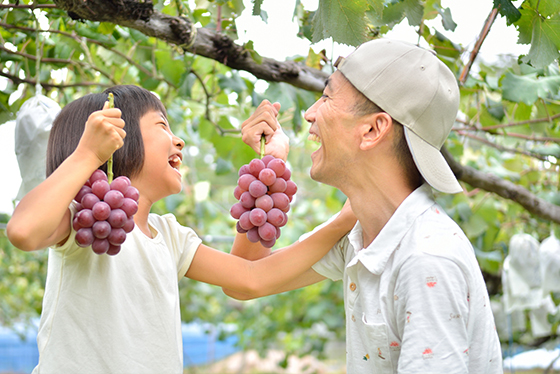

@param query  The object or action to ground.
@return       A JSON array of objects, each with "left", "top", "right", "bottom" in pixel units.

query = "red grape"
[
  {"left": 249, "top": 208, "right": 267, "bottom": 227},
  {"left": 108, "top": 228, "right": 126, "bottom": 246},
  {"left": 124, "top": 186, "right": 139, "bottom": 201},
  {"left": 92, "top": 180, "right": 110, "bottom": 200},
  {"left": 81, "top": 193, "right": 100, "bottom": 210},
  {"left": 248, "top": 180, "right": 267, "bottom": 198},
  {"left": 230, "top": 203, "right": 248, "bottom": 220},
  {"left": 258, "top": 168, "right": 276, "bottom": 186},
  {"left": 104, "top": 190, "right": 124, "bottom": 209},
  {"left": 255, "top": 194, "right": 273, "bottom": 212},
  {"left": 240, "top": 192, "right": 256, "bottom": 209},
  {"left": 108, "top": 209, "right": 127, "bottom": 228},
  {"left": 258, "top": 222, "right": 276, "bottom": 241},
  {"left": 92, "top": 220, "right": 111, "bottom": 239},
  {"left": 92, "top": 201, "right": 111, "bottom": 221},
  {"left": 73, "top": 169, "right": 139, "bottom": 254},
  {"left": 92, "top": 238, "right": 110, "bottom": 255},
  {"left": 239, "top": 211, "right": 254, "bottom": 231},
  {"left": 269, "top": 178, "right": 287, "bottom": 193},
  {"left": 238, "top": 174, "right": 256, "bottom": 190},
  {"left": 121, "top": 198, "right": 139, "bottom": 217},
  {"left": 267, "top": 158, "right": 286, "bottom": 177},
  {"left": 76, "top": 228, "right": 94, "bottom": 247},
  {"left": 248, "top": 159, "right": 265, "bottom": 177},
  {"left": 76, "top": 209, "right": 95, "bottom": 228},
  {"left": 271, "top": 193, "right": 290, "bottom": 211},
  {"left": 230, "top": 156, "right": 297, "bottom": 247}
]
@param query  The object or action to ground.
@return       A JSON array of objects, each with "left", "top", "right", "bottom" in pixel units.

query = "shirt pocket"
[{"left": 359, "top": 315, "right": 395, "bottom": 373}]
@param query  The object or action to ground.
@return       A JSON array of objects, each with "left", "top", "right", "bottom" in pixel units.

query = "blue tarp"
[{"left": 0, "top": 323, "right": 239, "bottom": 374}]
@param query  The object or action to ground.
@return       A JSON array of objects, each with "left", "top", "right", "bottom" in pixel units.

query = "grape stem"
[
  {"left": 260, "top": 135, "right": 265, "bottom": 159},
  {"left": 107, "top": 93, "right": 115, "bottom": 183}
]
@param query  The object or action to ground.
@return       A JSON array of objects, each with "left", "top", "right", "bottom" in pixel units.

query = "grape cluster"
[
  {"left": 73, "top": 170, "right": 139, "bottom": 255},
  {"left": 230, "top": 155, "right": 297, "bottom": 248}
]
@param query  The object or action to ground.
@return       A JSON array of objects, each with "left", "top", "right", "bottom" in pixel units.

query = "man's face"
[{"left": 304, "top": 71, "right": 362, "bottom": 186}]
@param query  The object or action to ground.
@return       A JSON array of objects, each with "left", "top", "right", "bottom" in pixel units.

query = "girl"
[{"left": 6, "top": 85, "right": 355, "bottom": 374}]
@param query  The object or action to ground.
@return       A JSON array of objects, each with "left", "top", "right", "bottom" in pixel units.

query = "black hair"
[{"left": 46, "top": 85, "right": 167, "bottom": 179}]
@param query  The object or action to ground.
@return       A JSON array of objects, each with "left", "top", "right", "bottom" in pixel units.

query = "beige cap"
[{"left": 335, "top": 39, "right": 462, "bottom": 194}]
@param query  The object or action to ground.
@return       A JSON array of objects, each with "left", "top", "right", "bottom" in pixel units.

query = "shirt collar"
[{"left": 347, "top": 184, "right": 436, "bottom": 275}]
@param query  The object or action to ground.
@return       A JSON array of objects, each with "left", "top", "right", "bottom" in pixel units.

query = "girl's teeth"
[{"left": 308, "top": 134, "right": 321, "bottom": 143}]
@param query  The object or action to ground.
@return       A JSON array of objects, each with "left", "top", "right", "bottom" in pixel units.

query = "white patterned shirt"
[{"left": 311, "top": 184, "right": 503, "bottom": 373}]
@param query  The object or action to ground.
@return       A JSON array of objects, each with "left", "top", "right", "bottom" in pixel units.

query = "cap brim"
[{"left": 404, "top": 127, "right": 462, "bottom": 194}]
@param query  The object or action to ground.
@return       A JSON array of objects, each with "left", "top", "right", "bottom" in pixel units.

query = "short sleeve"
[
  {"left": 155, "top": 214, "right": 202, "bottom": 280},
  {"left": 299, "top": 213, "right": 348, "bottom": 281},
  {"left": 311, "top": 237, "right": 348, "bottom": 281}
]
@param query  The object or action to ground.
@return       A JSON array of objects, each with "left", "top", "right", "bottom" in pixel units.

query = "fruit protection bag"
[{"left": 15, "top": 94, "right": 61, "bottom": 200}]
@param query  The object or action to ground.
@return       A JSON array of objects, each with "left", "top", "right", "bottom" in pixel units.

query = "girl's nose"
[{"left": 174, "top": 136, "right": 185, "bottom": 150}]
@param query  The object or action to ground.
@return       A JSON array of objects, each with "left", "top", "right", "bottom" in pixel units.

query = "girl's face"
[{"left": 131, "top": 110, "right": 185, "bottom": 204}]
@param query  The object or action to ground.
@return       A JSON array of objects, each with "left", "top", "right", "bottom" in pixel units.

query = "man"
[{"left": 231, "top": 39, "right": 502, "bottom": 373}]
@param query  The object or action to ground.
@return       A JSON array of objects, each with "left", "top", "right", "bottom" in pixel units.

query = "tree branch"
[
  {"left": 442, "top": 146, "right": 560, "bottom": 224},
  {"left": 0, "top": 71, "right": 111, "bottom": 90},
  {"left": 459, "top": 7, "right": 498, "bottom": 84},
  {"left": 52, "top": 0, "right": 328, "bottom": 92}
]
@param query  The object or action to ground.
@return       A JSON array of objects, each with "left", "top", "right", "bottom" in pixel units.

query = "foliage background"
[{"left": 1, "top": 0, "right": 560, "bottom": 364}]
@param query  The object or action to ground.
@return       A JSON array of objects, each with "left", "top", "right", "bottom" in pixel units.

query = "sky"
[{"left": 0, "top": 0, "right": 529, "bottom": 215}]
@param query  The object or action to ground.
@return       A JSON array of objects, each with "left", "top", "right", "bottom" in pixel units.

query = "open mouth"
[
  {"left": 169, "top": 154, "right": 182, "bottom": 171},
  {"left": 308, "top": 133, "right": 321, "bottom": 144}
]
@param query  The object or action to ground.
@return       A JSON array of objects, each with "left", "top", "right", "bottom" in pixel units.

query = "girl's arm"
[
  {"left": 186, "top": 201, "right": 355, "bottom": 298},
  {"left": 7, "top": 103, "right": 125, "bottom": 251}
]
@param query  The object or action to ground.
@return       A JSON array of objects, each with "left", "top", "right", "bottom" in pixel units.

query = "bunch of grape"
[
  {"left": 230, "top": 155, "right": 297, "bottom": 248},
  {"left": 73, "top": 169, "right": 139, "bottom": 255}
]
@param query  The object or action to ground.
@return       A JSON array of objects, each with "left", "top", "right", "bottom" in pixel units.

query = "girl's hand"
[
  {"left": 242, "top": 100, "right": 290, "bottom": 161},
  {"left": 75, "top": 100, "right": 126, "bottom": 167}
]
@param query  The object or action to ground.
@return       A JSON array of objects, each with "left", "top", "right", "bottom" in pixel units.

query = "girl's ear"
[{"left": 359, "top": 112, "right": 393, "bottom": 151}]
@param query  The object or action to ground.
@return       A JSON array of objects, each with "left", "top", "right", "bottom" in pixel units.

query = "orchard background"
[{"left": 1, "top": 0, "right": 560, "bottom": 365}]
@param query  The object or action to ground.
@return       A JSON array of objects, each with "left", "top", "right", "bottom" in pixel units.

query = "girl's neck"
[{"left": 134, "top": 196, "right": 153, "bottom": 238}]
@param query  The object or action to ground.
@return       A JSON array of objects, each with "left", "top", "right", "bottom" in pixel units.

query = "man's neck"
[{"left": 344, "top": 178, "right": 414, "bottom": 248}]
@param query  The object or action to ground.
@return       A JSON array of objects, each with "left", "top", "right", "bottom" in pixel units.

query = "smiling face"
[
  {"left": 304, "top": 71, "right": 364, "bottom": 187},
  {"left": 131, "top": 110, "right": 185, "bottom": 203}
]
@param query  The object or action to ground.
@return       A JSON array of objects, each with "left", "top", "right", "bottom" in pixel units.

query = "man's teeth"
[{"left": 308, "top": 134, "right": 321, "bottom": 143}]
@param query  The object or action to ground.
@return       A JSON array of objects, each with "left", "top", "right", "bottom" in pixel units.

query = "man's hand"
[{"left": 241, "top": 100, "right": 290, "bottom": 161}]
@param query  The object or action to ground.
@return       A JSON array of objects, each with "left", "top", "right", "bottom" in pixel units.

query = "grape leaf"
[
  {"left": 433, "top": 3, "right": 456, "bottom": 31},
  {"left": 521, "top": 15, "right": 560, "bottom": 68},
  {"left": 312, "top": 0, "right": 370, "bottom": 46},
  {"left": 501, "top": 72, "right": 560, "bottom": 104},
  {"left": 493, "top": 0, "right": 521, "bottom": 25},
  {"left": 524, "top": 0, "right": 560, "bottom": 18},
  {"left": 515, "top": 7, "right": 534, "bottom": 44}
]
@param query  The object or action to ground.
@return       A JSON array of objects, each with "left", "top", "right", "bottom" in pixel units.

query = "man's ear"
[{"left": 359, "top": 112, "right": 393, "bottom": 151}]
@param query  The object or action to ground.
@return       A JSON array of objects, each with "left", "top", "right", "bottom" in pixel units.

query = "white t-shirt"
[
  {"left": 312, "top": 185, "right": 503, "bottom": 373},
  {"left": 33, "top": 211, "right": 201, "bottom": 374}
]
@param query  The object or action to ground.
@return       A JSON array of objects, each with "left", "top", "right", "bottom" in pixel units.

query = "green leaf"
[
  {"left": 502, "top": 72, "right": 560, "bottom": 104},
  {"left": 493, "top": 0, "right": 521, "bottom": 25},
  {"left": 521, "top": 15, "right": 560, "bottom": 68},
  {"left": 312, "top": 0, "right": 369, "bottom": 46},
  {"left": 155, "top": 50, "right": 186, "bottom": 86},
  {"left": 433, "top": 4, "right": 456, "bottom": 31}
]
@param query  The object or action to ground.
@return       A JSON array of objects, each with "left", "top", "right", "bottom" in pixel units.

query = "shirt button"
[{"left": 349, "top": 282, "right": 357, "bottom": 291}]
